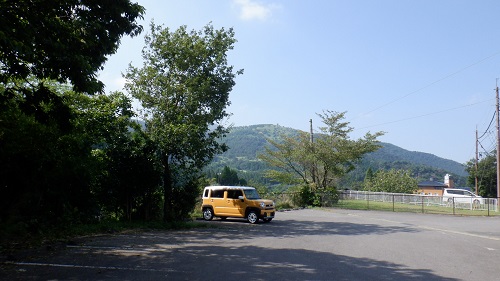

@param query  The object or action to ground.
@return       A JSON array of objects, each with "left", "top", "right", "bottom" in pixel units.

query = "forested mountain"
[
  {"left": 204, "top": 124, "right": 468, "bottom": 188},
  {"left": 343, "top": 142, "right": 468, "bottom": 188}
]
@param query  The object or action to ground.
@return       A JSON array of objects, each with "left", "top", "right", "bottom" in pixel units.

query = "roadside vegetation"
[{"left": 1, "top": 1, "right": 239, "bottom": 249}]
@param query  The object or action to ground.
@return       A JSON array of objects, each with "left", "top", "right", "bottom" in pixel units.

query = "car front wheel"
[
  {"left": 247, "top": 210, "right": 259, "bottom": 224},
  {"left": 203, "top": 207, "right": 214, "bottom": 221}
]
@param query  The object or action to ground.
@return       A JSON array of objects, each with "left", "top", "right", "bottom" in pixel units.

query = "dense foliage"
[
  {"left": 0, "top": 1, "right": 146, "bottom": 237},
  {"left": 0, "top": 83, "right": 166, "bottom": 234},
  {"left": 465, "top": 154, "right": 497, "bottom": 197},
  {"left": 0, "top": 0, "right": 144, "bottom": 94},
  {"left": 364, "top": 169, "right": 418, "bottom": 193},
  {"left": 204, "top": 166, "right": 248, "bottom": 186}
]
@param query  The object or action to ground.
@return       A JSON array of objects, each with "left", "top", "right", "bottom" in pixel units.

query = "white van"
[{"left": 442, "top": 188, "right": 483, "bottom": 208}]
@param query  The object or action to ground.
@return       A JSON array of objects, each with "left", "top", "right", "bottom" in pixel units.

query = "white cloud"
[
  {"left": 233, "top": 0, "right": 277, "bottom": 21},
  {"left": 98, "top": 71, "right": 128, "bottom": 93},
  {"left": 112, "top": 77, "right": 127, "bottom": 91}
]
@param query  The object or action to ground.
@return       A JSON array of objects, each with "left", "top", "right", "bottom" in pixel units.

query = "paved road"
[{"left": 2, "top": 209, "right": 500, "bottom": 280}]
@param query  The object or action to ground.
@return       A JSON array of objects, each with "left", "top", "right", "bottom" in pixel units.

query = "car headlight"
[{"left": 260, "top": 202, "right": 265, "bottom": 208}]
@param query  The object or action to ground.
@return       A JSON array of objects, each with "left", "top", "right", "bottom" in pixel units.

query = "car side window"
[
  {"left": 211, "top": 189, "right": 224, "bottom": 198},
  {"left": 227, "top": 190, "right": 243, "bottom": 199}
]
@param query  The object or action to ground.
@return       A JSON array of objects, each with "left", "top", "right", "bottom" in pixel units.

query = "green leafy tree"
[
  {"left": 0, "top": 81, "right": 96, "bottom": 227},
  {"left": 0, "top": 79, "right": 163, "bottom": 229},
  {"left": 124, "top": 23, "right": 243, "bottom": 221},
  {"left": 218, "top": 166, "right": 247, "bottom": 186},
  {"left": 1, "top": 0, "right": 146, "bottom": 229},
  {"left": 465, "top": 154, "right": 497, "bottom": 197},
  {"left": 364, "top": 169, "right": 418, "bottom": 193},
  {"left": 67, "top": 91, "right": 162, "bottom": 221},
  {"left": 259, "top": 111, "right": 384, "bottom": 192},
  {"left": 365, "top": 167, "right": 375, "bottom": 182},
  {"left": 1, "top": 0, "right": 144, "bottom": 93}
]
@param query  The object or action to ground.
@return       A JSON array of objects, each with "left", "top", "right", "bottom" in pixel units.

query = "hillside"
[
  {"left": 205, "top": 124, "right": 468, "bottom": 187},
  {"left": 362, "top": 142, "right": 466, "bottom": 176}
]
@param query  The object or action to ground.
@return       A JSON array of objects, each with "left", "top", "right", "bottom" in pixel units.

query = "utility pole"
[
  {"left": 309, "top": 119, "right": 317, "bottom": 187},
  {"left": 475, "top": 127, "right": 478, "bottom": 195},
  {"left": 309, "top": 119, "right": 314, "bottom": 143},
  {"left": 496, "top": 85, "right": 500, "bottom": 205}
]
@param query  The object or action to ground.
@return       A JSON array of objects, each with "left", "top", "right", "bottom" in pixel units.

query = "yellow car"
[{"left": 201, "top": 186, "right": 275, "bottom": 224}]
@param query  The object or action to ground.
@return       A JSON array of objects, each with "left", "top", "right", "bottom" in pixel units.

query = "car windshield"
[{"left": 244, "top": 189, "right": 261, "bottom": 200}]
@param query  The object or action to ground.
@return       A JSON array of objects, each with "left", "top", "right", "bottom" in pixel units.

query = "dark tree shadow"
[{"left": 1, "top": 215, "right": 457, "bottom": 281}]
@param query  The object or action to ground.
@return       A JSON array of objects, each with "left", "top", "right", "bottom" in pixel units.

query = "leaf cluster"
[
  {"left": 465, "top": 154, "right": 497, "bottom": 197},
  {"left": 1, "top": 0, "right": 144, "bottom": 93},
  {"left": 364, "top": 169, "right": 418, "bottom": 194}
]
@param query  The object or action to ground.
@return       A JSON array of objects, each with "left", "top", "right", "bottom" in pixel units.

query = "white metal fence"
[
  {"left": 338, "top": 190, "right": 499, "bottom": 212},
  {"left": 269, "top": 190, "right": 499, "bottom": 215}
]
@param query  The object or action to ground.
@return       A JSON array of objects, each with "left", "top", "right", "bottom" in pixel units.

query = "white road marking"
[
  {"left": 417, "top": 225, "right": 500, "bottom": 242},
  {"left": 6, "top": 261, "right": 174, "bottom": 272},
  {"left": 347, "top": 212, "right": 500, "bottom": 242}
]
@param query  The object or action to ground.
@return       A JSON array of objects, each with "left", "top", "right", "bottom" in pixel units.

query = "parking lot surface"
[{"left": 2, "top": 208, "right": 500, "bottom": 280}]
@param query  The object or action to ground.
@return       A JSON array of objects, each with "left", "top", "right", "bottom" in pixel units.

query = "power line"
[
  {"left": 478, "top": 111, "right": 496, "bottom": 140},
  {"left": 350, "top": 50, "right": 500, "bottom": 122},
  {"left": 478, "top": 139, "right": 493, "bottom": 157},
  {"left": 355, "top": 98, "right": 494, "bottom": 130}
]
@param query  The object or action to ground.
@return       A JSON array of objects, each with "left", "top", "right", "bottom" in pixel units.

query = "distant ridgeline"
[{"left": 204, "top": 124, "right": 468, "bottom": 188}]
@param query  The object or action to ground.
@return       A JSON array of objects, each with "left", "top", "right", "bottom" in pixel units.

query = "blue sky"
[{"left": 98, "top": 0, "right": 500, "bottom": 164}]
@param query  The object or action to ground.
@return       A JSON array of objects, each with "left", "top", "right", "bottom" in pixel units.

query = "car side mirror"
[{"left": 238, "top": 195, "right": 244, "bottom": 202}]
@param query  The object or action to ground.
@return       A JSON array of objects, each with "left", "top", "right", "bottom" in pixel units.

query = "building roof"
[
  {"left": 204, "top": 186, "right": 255, "bottom": 190},
  {"left": 417, "top": 181, "right": 447, "bottom": 188}
]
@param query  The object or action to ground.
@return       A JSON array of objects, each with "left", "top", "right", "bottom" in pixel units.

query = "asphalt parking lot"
[{"left": 2, "top": 208, "right": 500, "bottom": 280}]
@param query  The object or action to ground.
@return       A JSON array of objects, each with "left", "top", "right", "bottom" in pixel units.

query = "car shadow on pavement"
[{"left": 198, "top": 217, "right": 419, "bottom": 239}]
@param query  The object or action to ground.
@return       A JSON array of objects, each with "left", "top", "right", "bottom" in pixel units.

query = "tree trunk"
[{"left": 162, "top": 155, "right": 173, "bottom": 222}]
